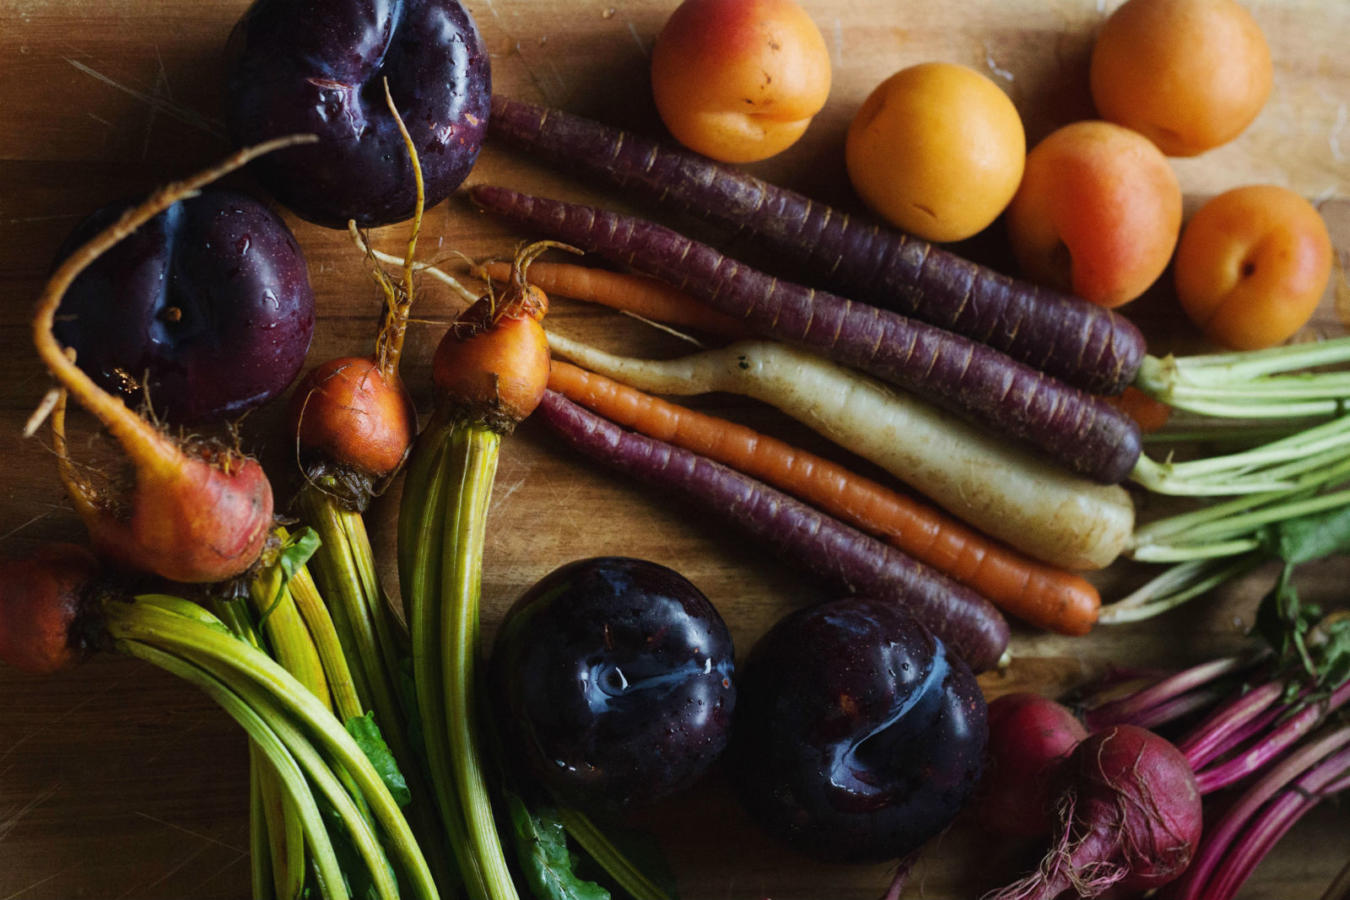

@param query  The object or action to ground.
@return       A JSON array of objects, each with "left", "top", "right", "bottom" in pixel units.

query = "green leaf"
[
  {"left": 278, "top": 527, "right": 322, "bottom": 579},
  {"left": 256, "top": 528, "right": 324, "bottom": 628},
  {"left": 1310, "top": 612, "right": 1350, "bottom": 690},
  {"left": 1254, "top": 563, "right": 1299, "bottom": 658},
  {"left": 344, "top": 712, "right": 411, "bottom": 808},
  {"left": 1269, "top": 502, "right": 1350, "bottom": 565},
  {"left": 507, "top": 793, "right": 610, "bottom": 900}
]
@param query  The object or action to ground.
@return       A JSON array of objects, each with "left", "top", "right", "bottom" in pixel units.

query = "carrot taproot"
[
  {"left": 469, "top": 184, "right": 1142, "bottom": 485},
  {"left": 545, "top": 331, "right": 1135, "bottom": 571},
  {"left": 548, "top": 359, "right": 1100, "bottom": 635},
  {"left": 535, "top": 389, "right": 1010, "bottom": 672},
  {"left": 1108, "top": 386, "right": 1173, "bottom": 434},
  {"left": 486, "top": 96, "right": 1146, "bottom": 396},
  {"left": 480, "top": 260, "right": 748, "bottom": 339}
]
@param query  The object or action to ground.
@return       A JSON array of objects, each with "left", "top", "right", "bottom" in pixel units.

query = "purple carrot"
[
  {"left": 486, "top": 96, "right": 1146, "bottom": 396},
  {"left": 473, "top": 186, "right": 1142, "bottom": 485},
  {"left": 534, "top": 389, "right": 1010, "bottom": 672}
]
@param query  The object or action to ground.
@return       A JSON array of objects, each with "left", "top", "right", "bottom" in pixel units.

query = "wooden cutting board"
[{"left": 1, "top": 0, "right": 1347, "bottom": 897}]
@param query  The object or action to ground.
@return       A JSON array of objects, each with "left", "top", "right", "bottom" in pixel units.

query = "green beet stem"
[
  {"left": 557, "top": 807, "right": 672, "bottom": 900},
  {"left": 119, "top": 638, "right": 349, "bottom": 900},
  {"left": 436, "top": 423, "right": 515, "bottom": 900},
  {"left": 104, "top": 600, "right": 440, "bottom": 900}
]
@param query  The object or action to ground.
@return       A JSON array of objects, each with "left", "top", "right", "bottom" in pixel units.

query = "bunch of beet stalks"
[
  {"left": 974, "top": 633, "right": 1350, "bottom": 900},
  {"left": 4, "top": 139, "right": 448, "bottom": 900},
  {"left": 1080, "top": 649, "right": 1350, "bottom": 900}
]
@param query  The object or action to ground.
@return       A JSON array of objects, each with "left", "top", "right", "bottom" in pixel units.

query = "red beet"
[
  {"left": 0, "top": 544, "right": 102, "bottom": 675},
  {"left": 978, "top": 692, "right": 1088, "bottom": 838},
  {"left": 988, "top": 725, "right": 1202, "bottom": 900}
]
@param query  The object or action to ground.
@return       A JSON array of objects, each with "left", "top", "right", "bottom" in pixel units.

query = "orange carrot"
[
  {"left": 548, "top": 358, "right": 1101, "bottom": 636},
  {"left": 481, "top": 259, "right": 749, "bottom": 339},
  {"left": 1108, "top": 386, "right": 1173, "bottom": 434}
]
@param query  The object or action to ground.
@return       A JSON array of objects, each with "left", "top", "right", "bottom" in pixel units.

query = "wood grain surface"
[{"left": 1, "top": 0, "right": 1348, "bottom": 897}]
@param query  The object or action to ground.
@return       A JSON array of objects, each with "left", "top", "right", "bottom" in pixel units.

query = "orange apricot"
[
  {"left": 1090, "top": 0, "right": 1272, "bottom": 157},
  {"left": 651, "top": 0, "right": 831, "bottom": 163},
  {"left": 1174, "top": 185, "right": 1333, "bottom": 350},
  {"left": 845, "top": 62, "right": 1026, "bottom": 243},
  {"left": 1005, "top": 120, "right": 1182, "bottom": 309}
]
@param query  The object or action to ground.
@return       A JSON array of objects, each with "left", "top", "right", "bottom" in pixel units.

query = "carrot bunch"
[{"left": 481, "top": 258, "right": 1101, "bottom": 640}]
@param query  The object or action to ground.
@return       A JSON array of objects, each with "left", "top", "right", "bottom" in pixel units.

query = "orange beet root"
[
  {"left": 0, "top": 543, "right": 102, "bottom": 675},
  {"left": 31, "top": 142, "right": 299, "bottom": 585},
  {"left": 434, "top": 299, "right": 550, "bottom": 425},
  {"left": 290, "top": 356, "right": 416, "bottom": 480},
  {"left": 79, "top": 443, "right": 274, "bottom": 585}
]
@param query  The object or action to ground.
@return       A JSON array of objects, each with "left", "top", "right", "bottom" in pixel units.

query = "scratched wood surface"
[{"left": 1, "top": 0, "right": 1348, "bottom": 897}]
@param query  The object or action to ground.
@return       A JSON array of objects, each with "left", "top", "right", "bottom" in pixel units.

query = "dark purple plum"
[
  {"left": 224, "top": 0, "right": 491, "bottom": 228},
  {"left": 731, "top": 597, "right": 987, "bottom": 863},
  {"left": 491, "top": 557, "right": 735, "bottom": 813},
  {"left": 53, "top": 189, "right": 314, "bottom": 425}
]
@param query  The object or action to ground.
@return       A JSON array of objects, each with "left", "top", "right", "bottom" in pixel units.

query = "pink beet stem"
[
  {"left": 1129, "top": 686, "right": 1229, "bottom": 732},
  {"left": 1178, "top": 680, "right": 1285, "bottom": 771},
  {"left": 1170, "top": 725, "right": 1350, "bottom": 900},
  {"left": 1195, "top": 741, "right": 1350, "bottom": 900},
  {"left": 1083, "top": 656, "right": 1250, "bottom": 732},
  {"left": 1194, "top": 680, "right": 1350, "bottom": 794}
]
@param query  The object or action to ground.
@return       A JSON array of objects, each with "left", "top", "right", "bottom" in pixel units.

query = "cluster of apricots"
[{"left": 647, "top": 0, "right": 1334, "bottom": 352}]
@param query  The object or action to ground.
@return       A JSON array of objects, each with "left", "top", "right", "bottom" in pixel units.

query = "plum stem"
[{"left": 30, "top": 134, "right": 316, "bottom": 472}]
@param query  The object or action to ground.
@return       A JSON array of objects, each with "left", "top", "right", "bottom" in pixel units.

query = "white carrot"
[{"left": 546, "top": 332, "right": 1134, "bottom": 571}]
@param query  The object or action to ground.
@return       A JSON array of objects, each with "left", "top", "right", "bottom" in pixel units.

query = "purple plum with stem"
[{"left": 224, "top": 0, "right": 491, "bottom": 228}]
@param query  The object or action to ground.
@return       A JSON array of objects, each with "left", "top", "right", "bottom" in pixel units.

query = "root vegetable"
[
  {"left": 545, "top": 332, "right": 1134, "bottom": 571},
  {"left": 535, "top": 389, "right": 1010, "bottom": 672},
  {"left": 987, "top": 725, "right": 1202, "bottom": 900},
  {"left": 0, "top": 544, "right": 102, "bottom": 675},
  {"left": 469, "top": 185, "right": 1142, "bottom": 485},
  {"left": 485, "top": 97, "right": 1145, "bottom": 395},
  {"left": 549, "top": 359, "right": 1101, "bottom": 634},
  {"left": 977, "top": 693, "right": 1087, "bottom": 838},
  {"left": 30, "top": 141, "right": 309, "bottom": 583},
  {"left": 479, "top": 259, "right": 749, "bottom": 338}
]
